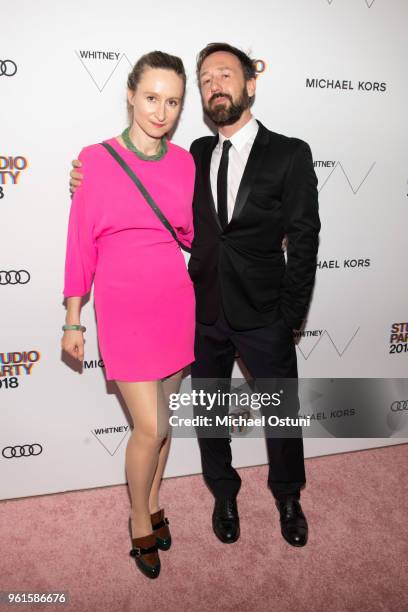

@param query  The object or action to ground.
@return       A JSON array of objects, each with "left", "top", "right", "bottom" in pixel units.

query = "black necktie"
[{"left": 217, "top": 139, "right": 232, "bottom": 229}]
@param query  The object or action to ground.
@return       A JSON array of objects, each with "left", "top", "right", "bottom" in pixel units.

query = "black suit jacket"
[{"left": 188, "top": 120, "right": 320, "bottom": 331}]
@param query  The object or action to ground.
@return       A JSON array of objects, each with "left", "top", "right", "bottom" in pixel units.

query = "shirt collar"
[{"left": 218, "top": 116, "right": 259, "bottom": 152}]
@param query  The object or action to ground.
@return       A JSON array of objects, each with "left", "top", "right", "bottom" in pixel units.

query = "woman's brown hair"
[{"left": 127, "top": 51, "right": 186, "bottom": 122}]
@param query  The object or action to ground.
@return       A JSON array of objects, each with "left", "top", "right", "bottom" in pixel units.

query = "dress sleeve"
[
  {"left": 63, "top": 149, "right": 97, "bottom": 297},
  {"left": 176, "top": 153, "right": 196, "bottom": 248}
]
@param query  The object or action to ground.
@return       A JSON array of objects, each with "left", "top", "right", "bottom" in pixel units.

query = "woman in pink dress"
[{"left": 61, "top": 51, "right": 195, "bottom": 580}]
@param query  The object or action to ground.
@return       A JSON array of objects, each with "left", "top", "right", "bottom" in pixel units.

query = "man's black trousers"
[{"left": 190, "top": 306, "right": 306, "bottom": 502}]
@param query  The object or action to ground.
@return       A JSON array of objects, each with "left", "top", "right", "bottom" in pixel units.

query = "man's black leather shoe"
[
  {"left": 212, "top": 498, "right": 240, "bottom": 543},
  {"left": 276, "top": 498, "right": 308, "bottom": 547}
]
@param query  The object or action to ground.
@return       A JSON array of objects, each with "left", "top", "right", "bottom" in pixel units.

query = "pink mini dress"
[{"left": 63, "top": 137, "right": 196, "bottom": 381}]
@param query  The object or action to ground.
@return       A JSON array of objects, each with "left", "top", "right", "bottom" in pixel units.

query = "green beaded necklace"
[{"left": 121, "top": 127, "right": 168, "bottom": 161}]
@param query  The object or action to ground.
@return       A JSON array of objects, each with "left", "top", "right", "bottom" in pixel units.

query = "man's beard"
[{"left": 203, "top": 87, "right": 251, "bottom": 126}]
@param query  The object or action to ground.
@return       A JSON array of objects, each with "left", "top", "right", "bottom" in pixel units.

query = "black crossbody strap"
[{"left": 100, "top": 141, "right": 191, "bottom": 253}]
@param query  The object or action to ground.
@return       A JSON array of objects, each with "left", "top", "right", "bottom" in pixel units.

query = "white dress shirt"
[{"left": 210, "top": 116, "right": 259, "bottom": 222}]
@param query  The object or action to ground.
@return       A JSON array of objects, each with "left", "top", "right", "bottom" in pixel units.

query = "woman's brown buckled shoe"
[
  {"left": 151, "top": 509, "right": 172, "bottom": 551},
  {"left": 128, "top": 518, "right": 161, "bottom": 579}
]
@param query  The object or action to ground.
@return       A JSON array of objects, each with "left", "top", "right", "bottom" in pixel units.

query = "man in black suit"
[
  {"left": 69, "top": 41, "right": 320, "bottom": 548},
  {"left": 189, "top": 43, "right": 320, "bottom": 547}
]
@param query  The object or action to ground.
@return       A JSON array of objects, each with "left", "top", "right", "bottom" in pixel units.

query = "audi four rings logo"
[
  {"left": 0, "top": 270, "right": 30, "bottom": 285},
  {"left": 391, "top": 400, "right": 408, "bottom": 412},
  {"left": 0, "top": 60, "right": 17, "bottom": 77},
  {"left": 2, "top": 444, "right": 43, "bottom": 458}
]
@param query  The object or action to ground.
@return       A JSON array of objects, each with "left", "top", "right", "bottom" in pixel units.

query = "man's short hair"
[{"left": 196, "top": 42, "right": 257, "bottom": 82}]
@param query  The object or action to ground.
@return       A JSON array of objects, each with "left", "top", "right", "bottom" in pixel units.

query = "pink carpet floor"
[{"left": 1, "top": 444, "right": 408, "bottom": 612}]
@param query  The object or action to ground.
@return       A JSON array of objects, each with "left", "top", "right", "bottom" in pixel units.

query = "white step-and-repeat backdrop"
[{"left": 1, "top": 0, "right": 407, "bottom": 500}]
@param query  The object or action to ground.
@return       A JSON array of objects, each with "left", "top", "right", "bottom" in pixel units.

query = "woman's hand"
[
  {"left": 61, "top": 330, "right": 85, "bottom": 362},
  {"left": 70, "top": 159, "right": 83, "bottom": 194}
]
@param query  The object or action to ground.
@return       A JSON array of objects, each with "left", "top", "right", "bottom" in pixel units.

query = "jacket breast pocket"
[{"left": 249, "top": 178, "right": 283, "bottom": 206}]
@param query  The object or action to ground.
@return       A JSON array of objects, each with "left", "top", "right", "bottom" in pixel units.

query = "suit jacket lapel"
[
  {"left": 230, "top": 121, "right": 270, "bottom": 223},
  {"left": 201, "top": 134, "right": 222, "bottom": 230}
]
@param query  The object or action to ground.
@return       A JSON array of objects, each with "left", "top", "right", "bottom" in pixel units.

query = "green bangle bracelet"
[{"left": 62, "top": 324, "right": 86, "bottom": 332}]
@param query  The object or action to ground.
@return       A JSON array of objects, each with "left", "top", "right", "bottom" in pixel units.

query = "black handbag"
[{"left": 101, "top": 141, "right": 191, "bottom": 253}]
